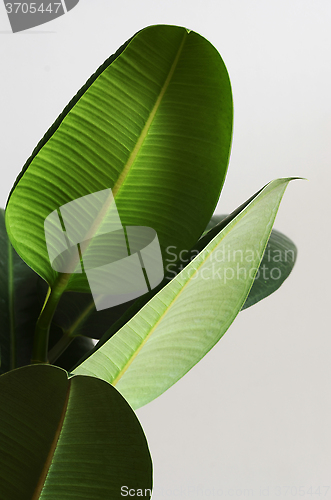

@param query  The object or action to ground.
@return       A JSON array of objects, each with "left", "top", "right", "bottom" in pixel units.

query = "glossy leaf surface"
[{"left": 6, "top": 24, "right": 232, "bottom": 296}]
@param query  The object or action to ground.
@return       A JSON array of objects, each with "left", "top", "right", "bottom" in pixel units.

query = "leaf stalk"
[{"left": 31, "top": 273, "right": 70, "bottom": 364}]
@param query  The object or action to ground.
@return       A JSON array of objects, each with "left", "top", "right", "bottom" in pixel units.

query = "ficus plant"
[{"left": 0, "top": 24, "right": 298, "bottom": 499}]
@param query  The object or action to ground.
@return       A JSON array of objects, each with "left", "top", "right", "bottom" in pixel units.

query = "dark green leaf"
[{"left": 0, "top": 365, "right": 152, "bottom": 499}]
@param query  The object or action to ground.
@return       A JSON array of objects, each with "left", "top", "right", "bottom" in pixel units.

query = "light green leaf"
[
  {"left": 73, "top": 178, "right": 295, "bottom": 409},
  {"left": 5, "top": 24, "right": 232, "bottom": 296},
  {"left": 0, "top": 365, "right": 152, "bottom": 500}
]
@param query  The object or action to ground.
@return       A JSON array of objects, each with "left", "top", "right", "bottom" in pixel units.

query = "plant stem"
[
  {"left": 31, "top": 273, "right": 70, "bottom": 364},
  {"left": 7, "top": 234, "right": 16, "bottom": 370}
]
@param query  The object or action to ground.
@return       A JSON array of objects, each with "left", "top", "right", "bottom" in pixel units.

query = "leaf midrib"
[
  {"left": 112, "top": 31, "right": 187, "bottom": 198},
  {"left": 80, "top": 31, "right": 188, "bottom": 242},
  {"left": 53, "top": 31, "right": 188, "bottom": 296},
  {"left": 31, "top": 380, "right": 71, "bottom": 500}
]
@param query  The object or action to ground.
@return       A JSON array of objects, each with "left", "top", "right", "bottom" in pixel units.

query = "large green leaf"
[
  {"left": 0, "top": 365, "right": 152, "bottom": 500},
  {"left": 204, "top": 215, "right": 297, "bottom": 310},
  {"left": 73, "top": 178, "right": 295, "bottom": 409},
  {"left": 5, "top": 24, "right": 232, "bottom": 296}
]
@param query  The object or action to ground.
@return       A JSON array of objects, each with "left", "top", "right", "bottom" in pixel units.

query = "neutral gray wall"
[{"left": 1, "top": 1, "right": 330, "bottom": 498}]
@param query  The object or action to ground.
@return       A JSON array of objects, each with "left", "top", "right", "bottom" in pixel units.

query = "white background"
[{"left": 0, "top": 1, "right": 330, "bottom": 498}]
